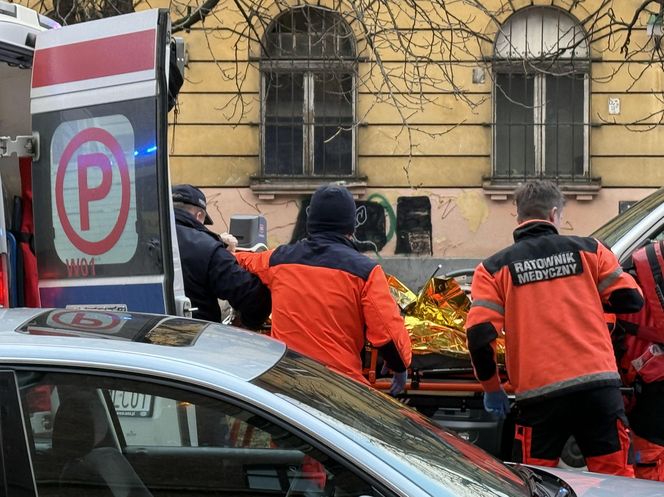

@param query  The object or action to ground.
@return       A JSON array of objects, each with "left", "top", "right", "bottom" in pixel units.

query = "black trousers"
[
  {"left": 630, "top": 381, "right": 664, "bottom": 446},
  {"left": 512, "top": 385, "right": 633, "bottom": 476}
]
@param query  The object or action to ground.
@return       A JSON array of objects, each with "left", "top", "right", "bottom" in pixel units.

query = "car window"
[
  {"left": 110, "top": 387, "right": 272, "bottom": 449},
  {"left": 16, "top": 370, "right": 381, "bottom": 497}
]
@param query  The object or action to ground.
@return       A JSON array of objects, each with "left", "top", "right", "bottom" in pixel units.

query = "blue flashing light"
[{"left": 133, "top": 145, "right": 157, "bottom": 157}]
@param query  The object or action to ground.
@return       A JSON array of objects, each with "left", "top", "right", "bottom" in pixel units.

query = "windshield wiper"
[{"left": 512, "top": 465, "right": 571, "bottom": 497}]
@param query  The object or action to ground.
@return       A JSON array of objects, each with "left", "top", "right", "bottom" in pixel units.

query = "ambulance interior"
[
  {"left": 0, "top": 1, "right": 47, "bottom": 209},
  {"left": 0, "top": 63, "right": 31, "bottom": 214},
  {"left": 0, "top": 61, "right": 33, "bottom": 308},
  {"left": 0, "top": 0, "right": 49, "bottom": 307}
]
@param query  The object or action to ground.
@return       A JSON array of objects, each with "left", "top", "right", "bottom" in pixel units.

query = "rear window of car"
[
  {"left": 16, "top": 310, "right": 207, "bottom": 346},
  {"left": 592, "top": 187, "right": 664, "bottom": 248}
]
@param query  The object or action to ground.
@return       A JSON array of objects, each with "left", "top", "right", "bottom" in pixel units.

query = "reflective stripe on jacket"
[
  {"left": 236, "top": 232, "right": 412, "bottom": 383},
  {"left": 465, "top": 220, "right": 643, "bottom": 401}
]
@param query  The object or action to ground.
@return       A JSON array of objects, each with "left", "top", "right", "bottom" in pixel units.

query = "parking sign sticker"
[
  {"left": 51, "top": 115, "right": 137, "bottom": 265},
  {"left": 46, "top": 310, "right": 127, "bottom": 335}
]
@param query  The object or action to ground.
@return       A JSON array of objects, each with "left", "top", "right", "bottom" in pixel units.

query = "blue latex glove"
[
  {"left": 483, "top": 388, "right": 510, "bottom": 418},
  {"left": 389, "top": 371, "right": 408, "bottom": 396},
  {"left": 381, "top": 364, "right": 408, "bottom": 396}
]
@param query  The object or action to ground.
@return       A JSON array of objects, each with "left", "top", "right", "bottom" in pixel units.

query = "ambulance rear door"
[{"left": 30, "top": 9, "right": 185, "bottom": 314}]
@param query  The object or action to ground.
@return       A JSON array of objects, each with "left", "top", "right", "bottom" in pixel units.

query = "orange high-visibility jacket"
[
  {"left": 236, "top": 232, "right": 412, "bottom": 383},
  {"left": 466, "top": 220, "right": 643, "bottom": 402}
]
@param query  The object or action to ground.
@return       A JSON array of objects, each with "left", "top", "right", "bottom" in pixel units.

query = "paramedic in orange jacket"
[
  {"left": 237, "top": 185, "right": 412, "bottom": 394},
  {"left": 465, "top": 180, "right": 644, "bottom": 477}
]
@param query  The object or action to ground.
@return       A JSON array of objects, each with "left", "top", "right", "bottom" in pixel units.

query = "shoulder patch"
[
  {"left": 483, "top": 235, "right": 597, "bottom": 276},
  {"left": 509, "top": 251, "right": 583, "bottom": 286}
]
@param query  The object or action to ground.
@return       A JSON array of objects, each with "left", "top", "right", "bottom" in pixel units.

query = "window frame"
[
  {"left": 0, "top": 370, "right": 38, "bottom": 497},
  {"left": 491, "top": 69, "right": 590, "bottom": 180},
  {"left": 260, "top": 67, "right": 357, "bottom": 178},
  {"left": 258, "top": 7, "right": 359, "bottom": 180},
  {"left": 491, "top": 7, "right": 591, "bottom": 184}
]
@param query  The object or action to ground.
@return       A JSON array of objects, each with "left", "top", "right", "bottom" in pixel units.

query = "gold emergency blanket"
[{"left": 388, "top": 274, "right": 505, "bottom": 362}]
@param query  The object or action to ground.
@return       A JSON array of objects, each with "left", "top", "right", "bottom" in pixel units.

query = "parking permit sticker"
[
  {"left": 50, "top": 115, "right": 137, "bottom": 265},
  {"left": 45, "top": 309, "right": 128, "bottom": 335}
]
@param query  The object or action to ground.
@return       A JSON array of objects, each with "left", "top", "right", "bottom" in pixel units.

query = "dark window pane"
[
  {"left": 19, "top": 371, "right": 378, "bottom": 497},
  {"left": 264, "top": 7, "right": 354, "bottom": 59},
  {"left": 265, "top": 73, "right": 304, "bottom": 175},
  {"left": 313, "top": 127, "right": 352, "bottom": 175},
  {"left": 545, "top": 74, "right": 584, "bottom": 178},
  {"left": 495, "top": 73, "right": 536, "bottom": 179},
  {"left": 313, "top": 72, "right": 353, "bottom": 175}
]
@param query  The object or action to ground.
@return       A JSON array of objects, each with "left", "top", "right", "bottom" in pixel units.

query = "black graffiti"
[
  {"left": 395, "top": 196, "right": 432, "bottom": 255},
  {"left": 289, "top": 197, "right": 387, "bottom": 252}
]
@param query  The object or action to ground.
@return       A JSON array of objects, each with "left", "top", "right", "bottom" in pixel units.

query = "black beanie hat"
[{"left": 307, "top": 185, "right": 356, "bottom": 235}]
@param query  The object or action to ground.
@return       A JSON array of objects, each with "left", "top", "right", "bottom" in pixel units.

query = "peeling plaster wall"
[{"left": 203, "top": 187, "right": 656, "bottom": 259}]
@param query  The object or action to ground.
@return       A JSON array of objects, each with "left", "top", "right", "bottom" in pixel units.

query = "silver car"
[
  {"left": 0, "top": 308, "right": 662, "bottom": 497},
  {"left": 592, "top": 187, "right": 664, "bottom": 263}
]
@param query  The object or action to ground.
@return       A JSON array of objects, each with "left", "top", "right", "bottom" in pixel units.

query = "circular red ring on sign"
[
  {"left": 51, "top": 310, "right": 121, "bottom": 331},
  {"left": 55, "top": 127, "right": 131, "bottom": 256}
]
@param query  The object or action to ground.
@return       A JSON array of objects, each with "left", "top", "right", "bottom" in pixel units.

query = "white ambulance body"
[{"left": 0, "top": 1, "right": 189, "bottom": 315}]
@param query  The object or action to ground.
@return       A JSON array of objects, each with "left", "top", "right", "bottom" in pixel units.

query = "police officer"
[
  {"left": 466, "top": 180, "right": 643, "bottom": 476},
  {"left": 236, "top": 185, "right": 412, "bottom": 394},
  {"left": 172, "top": 184, "right": 270, "bottom": 327}
]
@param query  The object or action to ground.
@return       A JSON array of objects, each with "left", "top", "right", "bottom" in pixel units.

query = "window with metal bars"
[
  {"left": 260, "top": 7, "right": 356, "bottom": 178},
  {"left": 492, "top": 8, "right": 590, "bottom": 183}
]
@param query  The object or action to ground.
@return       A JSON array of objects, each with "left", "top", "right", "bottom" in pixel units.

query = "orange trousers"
[{"left": 633, "top": 433, "right": 664, "bottom": 481}]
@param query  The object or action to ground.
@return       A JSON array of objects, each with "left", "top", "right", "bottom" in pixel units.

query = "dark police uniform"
[{"left": 173, "top": 198, "right": 270, "bottom": 327}]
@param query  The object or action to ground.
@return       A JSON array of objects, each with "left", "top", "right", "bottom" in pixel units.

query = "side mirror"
[{"left": 167, "top": 37, "right": 186, "bottom": 111}]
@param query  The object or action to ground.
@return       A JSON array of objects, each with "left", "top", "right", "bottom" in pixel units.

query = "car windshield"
[
  {"left": 591, "top": 188, "right": 664, "bottom": 248},
  {"left": 254, "top": 351, "right": 530, "bottom": 497}
]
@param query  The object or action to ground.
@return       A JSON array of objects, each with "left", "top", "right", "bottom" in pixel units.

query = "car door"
[
  {"left": 12, "top": 368, "right": 398, "bottom": 497},
  {"left": 29, "top": 9, "right": 187, "bottom": 315}
]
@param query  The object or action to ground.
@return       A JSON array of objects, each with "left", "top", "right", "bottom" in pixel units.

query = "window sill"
[
  {"left": 250, "top": 176, "right": 368, "bottom": 199},
  {"left": 482, "top": 177, "right": 602, "bottom": 201}
]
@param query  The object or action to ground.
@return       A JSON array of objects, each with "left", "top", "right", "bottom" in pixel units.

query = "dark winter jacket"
[{"left": 174, "top": 209, "right": 271, "bottom": 327}]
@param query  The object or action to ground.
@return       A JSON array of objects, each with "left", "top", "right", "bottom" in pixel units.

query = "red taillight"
[
  {"left": 0, "top": 253, "right": 9, "bottom": 308},
  {"left": 26, "top": 385, "right": 53, "bottom": 413}
]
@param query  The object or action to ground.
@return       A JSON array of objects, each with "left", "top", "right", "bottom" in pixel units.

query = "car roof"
[{"left": 0, "top": 308, "right": 286, "bottom": 382}]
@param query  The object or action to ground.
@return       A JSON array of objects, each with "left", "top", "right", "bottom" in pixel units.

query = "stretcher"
[
  {"left": 363, "top": 347, "right": 512, "bottom": 395},
  {"left": 363, "top": 347, "right": 514, "bottom": 459},
  {"left": 370, "top": 267, "right": 512, "bottom": 395}
]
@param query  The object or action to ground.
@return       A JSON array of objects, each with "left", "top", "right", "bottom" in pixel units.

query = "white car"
[{"left": 0, "top": 307, "right": 662, "bottom": 497}]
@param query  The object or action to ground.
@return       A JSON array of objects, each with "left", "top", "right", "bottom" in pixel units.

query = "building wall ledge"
[
  {"left": 482, "top": 177, "right": 602, "bottom": 201},
  {"left": 250, "top": 176, "right": 368, "bottom": 199}
]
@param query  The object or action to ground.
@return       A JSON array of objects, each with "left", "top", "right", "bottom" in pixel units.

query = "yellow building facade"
[{"left": 27, "top": 0, "right": 664, "bottom": 260}]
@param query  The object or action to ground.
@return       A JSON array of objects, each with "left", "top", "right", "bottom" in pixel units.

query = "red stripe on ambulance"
[{"left": 32, "top": 29, "right": 155, "bottom": 88}]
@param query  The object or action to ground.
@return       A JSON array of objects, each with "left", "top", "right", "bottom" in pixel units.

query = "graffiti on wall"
[
  {"left": 289, "top": 193, "right": 433, "bottom": 256},
  {"left": 395, "top": 196, "right": 432, "bottom": 255}
]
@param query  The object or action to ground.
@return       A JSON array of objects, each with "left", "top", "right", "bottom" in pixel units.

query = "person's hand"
[
  {"left": 389, "top": 371, "right": 408, "bottom": 396},
  {"left": 483, "top": 387, "right": 510, "bottom": 418},
  {"left": 381, "top": 364, "right": 408, "bottom": 396},
  {"left": 220, "top": 232, "right": 238, "bottom": 253}
]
